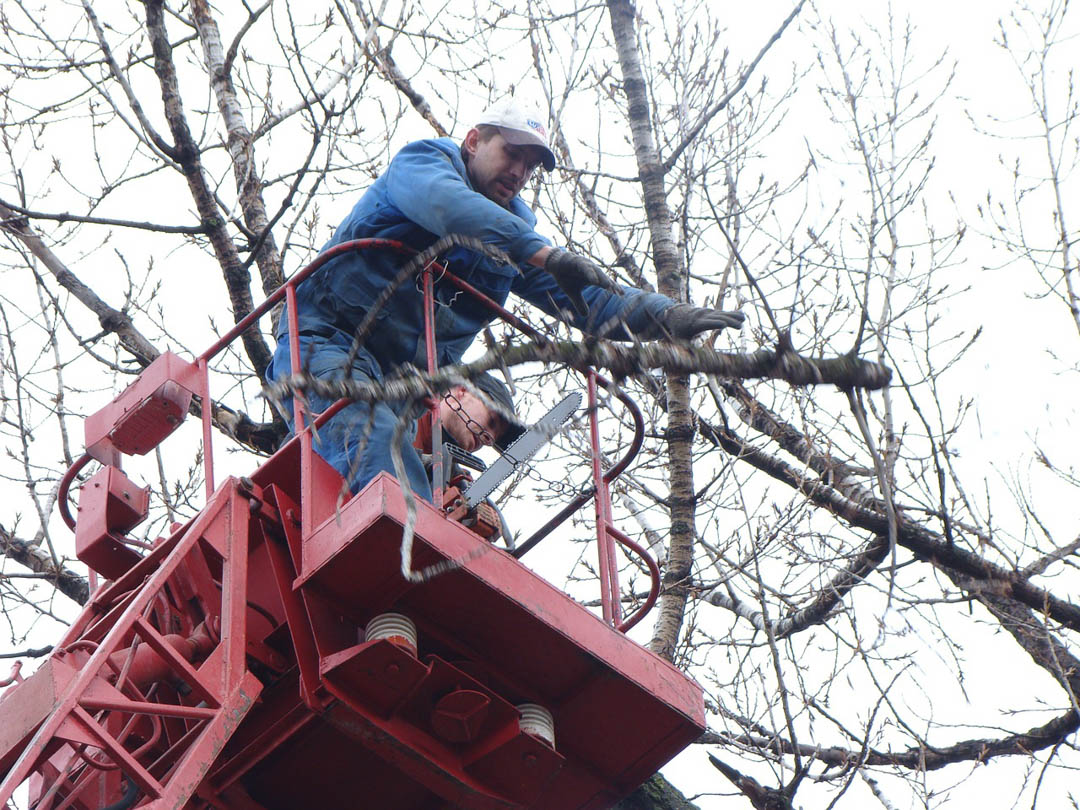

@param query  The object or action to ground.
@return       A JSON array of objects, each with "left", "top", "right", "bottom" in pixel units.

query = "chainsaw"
[{"left": 440, "top": 392, "right": 582, "bottom": 539}]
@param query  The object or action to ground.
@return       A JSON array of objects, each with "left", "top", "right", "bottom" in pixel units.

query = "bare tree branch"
[
  {"left": 0, "top": 201, "right": 159, "bottom": 363},
  {"left": 0, "top": 198, "right": 208, "bottom": 235},
  {"left": 144, "top": 0, "right": 271, "bottom": 375},
  {"left": 663, "top": 0, "right": 809, "bottom": 174},
  {"left": 704, "top": 534, "right": 891, "bottom": 639},
  {"left": 0, "top": 526, "right": 88, "bottom": 606},
  {"left": 190, "top": 0, "right": 285, "bottom": 297}
]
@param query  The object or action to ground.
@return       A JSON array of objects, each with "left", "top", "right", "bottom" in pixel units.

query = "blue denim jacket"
[{"left": 272, "top": 138, "right": 674, "bottom": 376}]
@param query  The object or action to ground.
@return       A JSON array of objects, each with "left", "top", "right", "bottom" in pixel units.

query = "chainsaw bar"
[{"left": 463, "top": 391, "right": 582, "bottom": 508}]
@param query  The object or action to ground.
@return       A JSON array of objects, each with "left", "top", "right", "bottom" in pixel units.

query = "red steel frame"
[
  {"left": 1, "top": 478, "right": 264, "bottom": 810},
  {"left": 4, "top": 239, "right": 676, "bottom": 810},
  {"left": 58, "top": 238, "right": 660, "bottom": 630},
  {"left": 436, "top": 265, "right": 660, "bottom": 630}
]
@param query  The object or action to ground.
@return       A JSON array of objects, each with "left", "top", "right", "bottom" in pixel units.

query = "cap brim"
[
  {"left": 498, "top": 127, "right": 556, "bottom": 171},
  {"left": 495, "top": 420, "right": 528, "bottom": 452}
]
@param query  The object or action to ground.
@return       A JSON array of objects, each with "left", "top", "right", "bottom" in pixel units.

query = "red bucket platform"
[
  {"left": 0, "top": 244, "right": 706, "bottom": 809},
  {"left": 220, "top": 444, "right": 706, "bottom": 810}
]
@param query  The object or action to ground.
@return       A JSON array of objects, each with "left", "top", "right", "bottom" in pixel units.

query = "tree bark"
[
  {"left": 189, "top": 0, "right": 285, "bottom": 297},
  {"left": 145, "top": 0, "right": 271, "bottom": 376},
  {"left": 1, "top": 527, "right": 88, "bottom": 606},
  {"left": 613, "top": 774, "right": 701, "bottom": 810},
  {"left": 606, "top": 0, "right": 696, "bottom": 663}
]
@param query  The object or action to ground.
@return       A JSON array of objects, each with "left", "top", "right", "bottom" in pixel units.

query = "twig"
[{"left": 0, "top": 646, "right": 53, "bottom": 660}]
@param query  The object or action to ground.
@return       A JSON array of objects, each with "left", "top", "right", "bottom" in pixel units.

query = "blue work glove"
[{"left": 544, "top": 248, "right": 622, "bottom": 316}]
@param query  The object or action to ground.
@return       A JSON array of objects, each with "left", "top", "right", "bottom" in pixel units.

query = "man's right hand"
[
  {"left": 543, "top": 247, "right": 622, "bottom": 316},
  {"left": 658, "top": 303, "right": 745, "bottom": 339}
]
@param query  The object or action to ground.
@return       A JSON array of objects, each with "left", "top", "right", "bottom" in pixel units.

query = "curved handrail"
[
  {"left": 279, "top": 256, "right": 648, "bottom": 501},
  {"left": 609, "top": 523, "right": 661, "bottom": 633},
  {"left": 597, "top": 374, "right": 645, "bottom": 483},
  {"left": 58, "top": 453, "right": 92, "bottom": 531},
  {"left": 512, "top": 374, "right": 645, "bottom": 558},
  {"left": 440, "top": 263, "right": 659, "bottom": 629}
]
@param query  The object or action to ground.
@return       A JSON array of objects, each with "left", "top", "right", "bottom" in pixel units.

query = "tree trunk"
[
  {"left": 613, "top": 774, "right": 702, "bottom": 810},
  {"left": 605, "top": 0, "right": 695, "bottom": 662}
]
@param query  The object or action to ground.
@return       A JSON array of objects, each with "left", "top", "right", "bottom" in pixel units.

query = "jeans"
[{"left": 267, "top": 333, "right": 433, "bottom": 502}]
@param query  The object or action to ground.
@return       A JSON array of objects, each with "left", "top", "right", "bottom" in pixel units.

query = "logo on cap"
[{"left": 526, "top": 118, "right": 547, "bottom": 139}]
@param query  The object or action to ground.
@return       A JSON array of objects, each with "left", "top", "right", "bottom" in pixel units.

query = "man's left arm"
[{"left": 518, "top": 247, "right": 745, "bottom": 340}]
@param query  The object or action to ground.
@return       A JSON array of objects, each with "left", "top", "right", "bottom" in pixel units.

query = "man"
[
  {"left": 268, "top": 96, "right": 743, "bottom": 501},
  {"left": 414, "top": 372, "right": 524, "bottom": 458},
  {"left": 410, "top": 373, "right": 522, "bottom": 541}
]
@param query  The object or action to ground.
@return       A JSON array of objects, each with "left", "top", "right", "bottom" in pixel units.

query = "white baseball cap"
[{"left": 475, "top": 97, "right": 556, "bottom": 171}]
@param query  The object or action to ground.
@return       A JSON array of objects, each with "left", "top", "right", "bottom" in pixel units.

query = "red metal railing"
[
  {"left": 57, "top": 238, "right": 660, "bottom": 632},
  {"left": 429, "top": 262, "right": 660, "bottom": 630}
]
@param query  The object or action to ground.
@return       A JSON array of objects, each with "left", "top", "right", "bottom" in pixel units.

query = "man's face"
[
  {"left": 464, "top": 129, "right": 546, "bottom": 208},
  {"left": 440, "top": 386, "right": 508, "bottom": 453}
]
